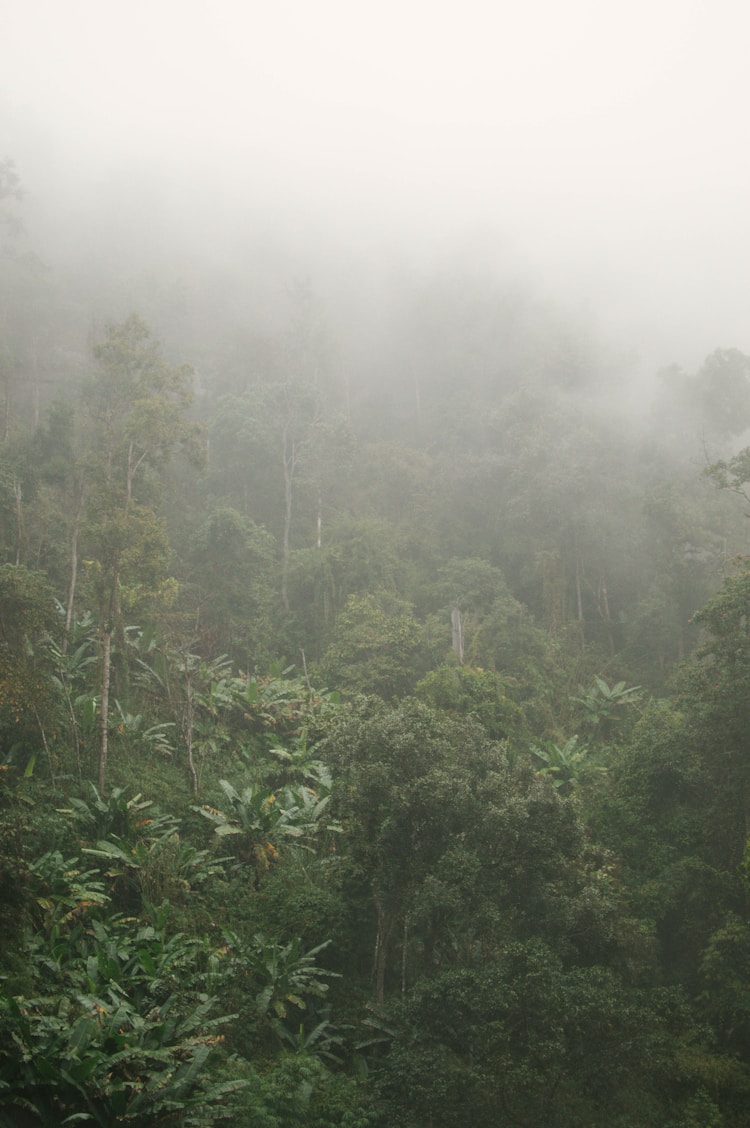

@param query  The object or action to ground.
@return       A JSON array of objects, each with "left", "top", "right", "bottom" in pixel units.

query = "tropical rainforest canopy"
[{"left": 3, "top": 156, "right": 750, "bottom": 1125}]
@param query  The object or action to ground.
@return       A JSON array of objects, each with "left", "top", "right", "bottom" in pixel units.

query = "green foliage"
[
  {"left": 699, "top": 914, "right": 750, "bottom": 1057},
  {"left": 325, "top": 697, "right": 637, "bottom": 1007},
  {"left": 266, "top": 737, "right": 334, "bottom": 791},
  {"left": 218, "top": 931, "right": 338, "bottom": 1028},
  {"left": 706, "top": 447, "right": 750, "bottom": 505},
  {"left": 196, "top": 777, "right": 339, "bottom": 875},
  {"left": 89, "top": 314, "right": 198, "bottom": 478},
  {"left": 0, "top": 565, "right": 59, "bottom": 769},
  {"left": 369, "top": 943, "right": 685, "bottom": 1127},
  {"left": 0, "top": 867, "right": 244, "bottom": 1125},
  {"left": 0, "top": 564, "right": 58, "bottom": 647},
  {"left": 285, "top": 514, "right": 408, "bottom": 661},
  {"left": 45, "top": 612, "right": 99, "bottom": 780},
  {"left": 432, "top": 556, "right": 511, "bottom": 614},
  {"left": 234, "top": 1053, "right": 377, "bottom": 1127},
  {"left": 319, "top": 592, "right": 422, "bottom": 699},
  {"left": 672, "top": 557, "right": 750, "bottom": 872},
  {"left": 414, "top": 663, "right": 527, "bottom": 741},
  {"left": 572, "top": 675, "right": 642, "bottom": 736},
  {"left": 83, "top": 504, "right": 173, "bottom": 620},
  {"left": 188, "top": 506, "right": 278, "bottom": 667},
  {"left": 86, "top": 821, "right": 224, "bottom": 911},
  {"left": 6, "top": 230, "right": 750, "bottom": 1125},
  {"left": 131, "top": 645, "right": 341, "bottom": 795},
  {"left": 530, "top": 734, "right": 604, "bottom": 794},
  {"left": 62, "top": 784, "right": 225, "bottom": 912},
  {"left": 63, "top": 784, "right": 158, "bottom": 842},
  {"left": 424, "top": 556, "right": 544, "bottom": 670},
  {"left": 238, "top": 667, "right": 341, "bottom": 751}
]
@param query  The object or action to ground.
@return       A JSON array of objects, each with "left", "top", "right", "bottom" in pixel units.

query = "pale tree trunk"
[
  {"left": 451, "top": 606, "right": 464, "bottom": 663},
  {"left": 13, "top": 479, "right": 25, "bottom": 565},
  {"left": 59, "top": 661, "right": 83, "bottom": 785},
  {"left": 597, "top": 567, "right": 615, "bottom": 656},
  {"left": 33, "top": 706, "right": 55, "bottom": 789},
  {"left": 98, "top": 560, "right": 119, "bottom": 793},
  {"left": 280, "top": 418, "right": 298, "bottom": 611},
  {"left": 64, "top": 483, "right": 85, "bottom": 650},
  {"left": 126, "top": 440, "right": 147, "bottom": 507},
  {"left": 99, "top": 627, "right": 112, "bottom": 793},
  {"left": 342, "top": 353, "right": 351, "bottom": 422},
  {"left": 278, "top": 386, "right": 320, "bottom": 607},
  {"left": 183, "top": 677, "right": 198, "bottom": 797},
  {"left": 30, "top": 341, "right": 40, "bottom": 430},
  {"left": 300, "top": 648, "right": 312, "bottom": 693},
  {"left": 574, "top": 544, "right": 584, "bottom": 621},
  {"left": 1, "top": 373, "right": 10, "bottom": 444},
  {"left": 0, "top": 298, "right": 10, "bottom": 443},
  {"left": 64, "top": 524, "right": 78, "bottom": 641},
  {"left": 539, "top": 549, "right": 567, "bottom": 634}
]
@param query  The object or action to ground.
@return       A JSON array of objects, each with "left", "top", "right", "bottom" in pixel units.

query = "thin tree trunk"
[
  {"left": 451, "top": 606, "right": 464, "bottom": 663},
  {"left": 99, "top": 627, "right": 112, "bottom": 792},
  {"left": 342, "top": 353, "right": 351, "bottom": 421},
  {"left": 374, "top": 898, "right": 396, "bottom": 1005},
  {"left": 597, "top": 568, "right": 615, "bottom": 655},
  {"left": 59, "top": 663, "right": 83, "bottom": 786},
  {"left": 1, "top": 372, "right": 10, "bottom": 443},
  {"left": 575, "top": 548, "right": 584, "bottom": 621},
  {"left": 34, "top": 707, "right": 55, "bottom": 789},
  {"left": 184, "top": 678, "right": 198, "bottom": 797},
  {"left": 64, "top": 484, "right": 85, "bottom": 650},
  {"left": 13, "top": 479, "right": 25, "bottom": 566},
  {"left": 30, "top": 341, "right": 40, "bottom": 430},
  {"left": 126, "top": 440, "right": 147, "bottom": 507},
  {"left": 281, "top": 420, "right": 296, "bottom": 611},
  {"left": 300, "top": 648, "right": 312, "bottom": 693},
  {"left": 98, "top": 552, "right": 120, "bottom": 793}
]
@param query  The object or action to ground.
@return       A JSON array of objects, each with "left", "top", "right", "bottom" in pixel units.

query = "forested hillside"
[{"left": 3, "top": 154, "right": 750, "bottom": 1125}]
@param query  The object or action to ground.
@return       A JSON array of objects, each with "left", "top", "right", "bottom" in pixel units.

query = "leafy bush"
[{"left": 0, "top": 879, "right": 245, "bottom": 1124}]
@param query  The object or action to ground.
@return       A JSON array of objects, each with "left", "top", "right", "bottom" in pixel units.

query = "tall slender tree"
[{"left": 82, "top": 314, "right": 198, "bottom": 790}]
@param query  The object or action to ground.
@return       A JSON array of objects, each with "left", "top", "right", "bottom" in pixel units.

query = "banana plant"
[
  {"left": 132, "top": 639, "right": 341, "bottom": 794},
  {"left": 530, "top": 735, "right": 605, "bottom": 794},
  {"left": 84, "top": 828, "right": 225, "bottom": 910},
  {"left": 265, "top": 733, "right": 333, "bottom": 790},
  {"left": 61, "top": 783, "right": 156, "bottom": 843},
  {"left": 0, "top": 906, "right": 245, "bottom": 1124},
  {"left": 218, "top": 929, "right": 338, "bottom": 1028},
  {"left": 572, "top": 676, "right": 642, "bottom": 733},
  {"left": 63, "top": 785, "right": 226, "bottom": 909},
  {"left": 195, "top": 778, "right": 340, "bottom": 873},
  {"left": 29, "top": 849, "right": 109, "bottom": 930},
  {"left": 133, "top": 644, "right": 240, "bottom": 795},
  {"left": 47, "top": 608, "right": 99, "bottom": 782},
  {"left": 273, "top": 1007, "right": 347, "bottom": 1064},
  {"left": 112, "top": 701, "right": 176, "bottom": 760}
]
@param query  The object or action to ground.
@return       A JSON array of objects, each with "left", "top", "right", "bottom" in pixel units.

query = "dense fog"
[{"left": 4, "top": 0, "right": 750, "bottom": 382}]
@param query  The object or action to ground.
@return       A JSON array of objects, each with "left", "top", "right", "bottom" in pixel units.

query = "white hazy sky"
[{"left": 3, "top": 0, "right": 750, "bottom": 366}]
